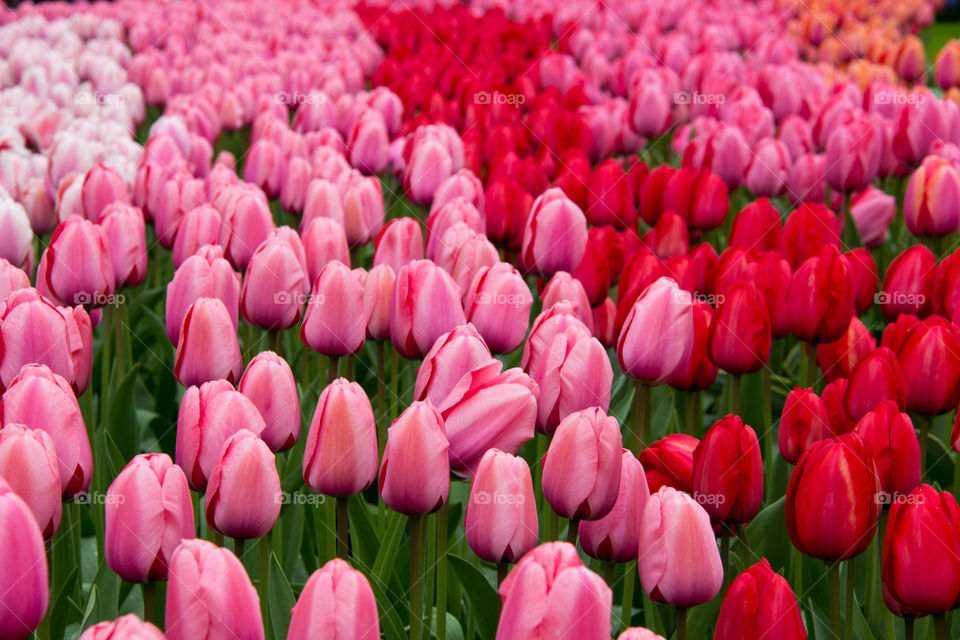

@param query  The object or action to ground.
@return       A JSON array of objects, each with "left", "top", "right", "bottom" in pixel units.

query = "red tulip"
[
  {"left": 878, "top": 245, "right": 936, "bottom": 320},
  {"left": 708, "top": 281, "right": 771, "bottom": 375},
  {"left": 642, "top": 211, "right": 689, "bottom": 260},
  {"left": 884, "top": 315, "right": 960, "bottom": 415},
  {"left": 778, "top": 387, "right": 831, "bottom": 465},
  {"left": 785, "top": 245, "right": 854, "bottom": 343},
  {"left": 778, "top": 203, "right": 840, "bottom": 269},
  {"left": 666, "top": 300, "right": 718, "bottom": 391},
  {"left": 639, "top": 434, "right": 698, "bottom": 494},
  {"left": 692, "top": 415, "right": 763, "bottom": 524},
  {"left": 854, "top": 401, "right": 920, "bottom": 499},
  {"left": 586, "top": 159, "right": 635, "bottom": 228},
  {"left": 715, "top": 559, "right": 807, "bottom": 640},
  {"left": 0, "top": 424, "right": 61, "bottom": 538},
  {"left": 843, "top": 347, "right": 905, "bottom": 422},
  {"left": 465, "top": 449, "right": 538, "bottom": 564},
  {"left": 816, "top": 317, "right": 876, "bottom": 382},
  {"left": 379, "top": 401, "right": 449, "bottom": 515},
  {"left": 484, "top": 176, "right": 531, "bottom": 251},
  {"left": 749, "top": 251, "right": 793, "bottom": 339},
  {"left": 729, "top": 198, "right": 781, "bottom": 252},
  {"left": 845, "top": 248, "right": 878, "bottom": 314}
]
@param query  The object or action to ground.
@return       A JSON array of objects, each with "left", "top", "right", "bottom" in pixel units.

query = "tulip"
[
  {"left": 338, "top": 171, "right": 385, "bottom": 246},
  {"left": 166, "top": 539, "right": 264, "bottom": 640},
  {"left": 154, "top": 172, "right": 205, "bottom": 249},
  {"left": 586, "top": 159, "right": 635, "bottom": 228},
  {"left": 218, "top": 186, "right": 275, "bottom": 271},
  {"left": 714, "top": 559, "right": 807, "bottom": 640},
  {"left": 885, "top": 315, "right": 960, "bottom": 415},
  {"left": 639, "top": 434, "right": 698, "bottom": 494},
  {"left": 903, "top": 156, "right": 960, "bottom": 238},
  {"left": 82, "top": 163, "right": 129, "bottom": 222},
  {"left": 105, "top": 453, "right": 194, "bottom": 582},
  {"left": 0, "top": 259, "right": 29, "bottom": 300},
  {"left": 0, "top": 196, "right": 34, "bottom": 271},
  {"left": 37, "top": 215, "right": 115, "bottom": 307},
  {"left": 785, "top": 433, "right": 881, "bottom": 561},
  {"left": 79, "top": 616, "right": 164, "bottom": 640},
  {"left": 638, "top": 165, "right": 672, "bottom": 225},
  {"left": 666, "top": 300, "right": 719, "bottom": 392},
  {"left": 785, "top": 245, "right": 854, "bottom": 344},
  {"left": 579, "top": 450, "right": 650, "bottom": 563},
  {"left": 465, "top": 449, "right": 538, "bottom": 564},
  {"left": 617, "top": 277, "right": 694, "bottom": 384},
  {"left": 629, "top": 73, "right": 672, "bottom": 138},
  {"left": 302, "top": 217, "right": 351, "bottom": 282},
  {"left": 390, "top": 260, "right": 466, "bottom": 359},
  {"left": 348, "top": 110, "right": 389, "bottom": 175},
  {"left": 176, "top": 380, "right": 267, "bottom": 491},
  {"left": 403, "top": 134, "right": 458, "bottom": 205},
  {"left": 240, "top": 238, "right": 308, "bottom": 331},
  {"left": 484, "top": 176, "right": 532, "bottom": 251},
  {"left": 708, "top": 281, "right": 771, "bottom": 376},
  {"left": 174, "top": 297, "right": 242, "bottom": 387},
  {"left": 572, "top": 230, "right": 613, "bottom": 306},
  {"left": 542, "top": 407, "right": 621, "bottom": 524},
  {"left": 778, "top": 203, "right": 840, "bottom": 269},
  {"left": 373, "top": 218, "right": 423, "bottom": 273},
  {"left": 520, "top": 187, "right": 588, "bottom": 278},
  {"left": 642, "top": 211, "right": 689, "bottom": 260},
  {"left": 0, "top": 364, "right": 90, "bottom": 499},
  {"left": 497, "top": 542, "right": 612, "bottom": 640},
  {"left": 300, "top": 261, "right": 366, "bottom": 358},
  {"left": 463, "top": 262, "right": 532, "bottom": 354},
  {"left": 744, "top": 138, "right": 790, "bottom": 197},
  {"left": 288, "top": 559, "right": 381, "bottom": 640},
  {"left": 879, "top": 245, "right": 936, "bottom": 320},
  {"left": 882, "top": 485, "right": 960, "bottom": 615},
  {"left": 639, "top": 486, "right": 724, "bottom": 607},
  {"left": 850, "top": 186, "right": 895, "bottom": 248},
  {"left": 362, "top": 264, "right": 395, "bottom": 342},
  {"left": 846, "top": 248, "right": 878, "bottom": 314},
  {"left": 414, "top": 324, "right": 491, "bottom": 406},
  {"left": 0, "top": 478, "right": 48, "bottom": 640},
  {"left": 692, "top": 415, "right": 763, "bottom": 524},
  {"left": 853, "top": 401, "right": 920, "bottom": 500},
  {"left": 165, "top": 246, "right": 239, "bottom": 345},
  {"left": 816, "top": 317, "right": 876, "bottom": 382},
  {"left": 379, "top": 401, "right": 449, "bottom": 515},
  {"left": 778, "top": 386, "right": 832, "bottom": 465},
  {"left": 204, "top": 429, "right": 281, "bottom": 540},
  {"left": 238, "top": 351, "right": 299, "bottom": 452},
  {"left": 99, "top": 204, "right": 147, "bottom": 289},
  {"left": 843, "top": 347, "right": 905, "bottom": 422},
  {"left": 433, "top": 223, "right": 498, "bottom": 295},
  {"left": 0, "top": 424, "right": 61, "bottom": 538},
  {"left": 893, "top": 91, "right": 954, "bottom": 167},
  {"left": 431, "top": 169, "right": 484, "bottom": 216},
  {"left": 729, "top": 198, "right": 780, "bottom": 252},
  {"left": 540, "top": 272, "right": 594, "bottom": 333},
  {"left": 618, "top": 630, "right": 666, "bottom": 640},
  {"left": 172, "top": 205, "right": 221, "bottom": 268},
  {"left": 825, "top": 113, "right": 882, "bottom": 193},
  {"left": 935, "top": 40, "right": 960, "bottom": 90}
]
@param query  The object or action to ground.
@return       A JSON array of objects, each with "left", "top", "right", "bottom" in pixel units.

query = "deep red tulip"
[
  {"left": 879, "top": 245, "right": 936, "bottom": 320},
  {"left": 785, "top": 245, "right": 854, "bottom": 343},
  {"left": 692, "top": 415, "right": 763, "bottom": 524},
  {"left": 639, "top": 434, "right": 698, "bottom": 494},
  {"left": 778, "top": 203, "right": 840, "bottom": 269},
  {"left": 715, "top": 559, "right": 807, "bottom": 640},
  {"left": 666, "top": 300, "right": 718, "bottom": 392},
  {"left": 845, "top": 248, "right": 878, "bottom": 314},
  {"left": 729, "top": 198, "right": 781, "bottom": 252},
  {"left": 843, "top": 347, "right": 905, "bottom": 422},
  {"left": 778, "top": 387, "right": 831, "bottom": 465},
  {"left": 708, "top": 281, "right": 771, "bottom": 375},
  {"left": 816, "top": 318, "right": 876, "bottom": 382},
  {"left": 884, "top": 315, "right": 960, "bottom": 415},
  {"left": 854, "top": 401, "right": 920, "bottom": 499}
]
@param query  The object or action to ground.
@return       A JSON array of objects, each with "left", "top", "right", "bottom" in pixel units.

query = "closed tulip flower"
[
  {"left": 0, "top": 195, "right": 34, "bottom": 271},
  {"left": 586, "top": 159, "right": 635, "bottom": 228},
  {"left": 37, "top": 215, "right": 115, "bottom": 307},
  {"left": 82, "top": 162, "right": 129, "bottom": 222},
  {"left": 238, "top": 351, "right": 299, "bottom": 452},
  {"left": 301, "top": 261, "right": 365, "bottom": 358},
  {"left": 854, "top": 401, "right": 920, "bottom": 498},
  {"left": 99, "top": 203, "right": 146, "bottom": 289},
  {"left": 390, "top": 260, "right": 466, "bottom": 359},
  {"left": 431, "top": 169, "right": 484, "bottom": 216},
  {"left": 175, "top": 297, "right": 242, "bottom": 387},
  {"left": 301, "top": 216, "right": 351, "bottom": 282},
  {"left": 666, "top": 300, "right": 719, "bottom": 392},
  {"left": 0, "top": 364, "right": 90, "bottom": 499},
  {"left": 778, "top": 387, "right": 832, "bottom": 465},
  {"left": 166, "top": 539, "right": 264, "bottom": 640},
  {"left": 843, "top": 347, "right": 905, "bottom": 422},
  {"left": 176, "top": 380, "right": 267, "bottom": 491},
  {"left": 846, "top": 248, "right": 879, "bottom": 314},
  {"left": 639, "top": 486, "right": 724, "bottom": 607},
  {"left": 903, "top": 156, "right": 960, "bottom": 238},
  {"left": 414, "top": 324, "right": 491, "bottom": 406},
  {"left": 339, "top": 170, "right": 385, "bottom": 247},
  {"left": 79, "top": 615, "right": 164, "bottom": 640},
  {"left": 708, "top": 281, "right": 771, "bottom": 375},
  {"left": 288, "top": 559, "right": 381, "bottom": 640},
  {"left": 540, "top": 272, "right": 594, "bottom": 333},
  {"left": 105, "top": 453, "right": 194, "bottom": 582},
  {"left": 729, "top": 198, "right": 781, "bottom": 252},
  {"left": 744, "top": 138, "right": 790, "bottom": 197},
  {"left": 639, "top": 434, "right": 698, "bottom": 494},
  {"left": 497, "top": 542, "right": 612, "bottom": 640},
  {"left": 542, "top": 407, "right": 622, "bottom": 521},
  {"left": 379, "top": 401, "right": 449, "bottom": 515},
  {"left": 484, "top": 176, "right": 532, "bottom": 251},
  {"left": 464, "top": 262, "right": 532, "bottom": 354},
  {"left": 785, "top": 245, "right": 854, "bottom": 343},
  {"left": 825, "top": 113, "right": 882, "bottom": 193},
  {"left": 348, "top": 110, "right": 390, "bottom": 175},
  {"left": 0, "top": 424, "right": 61, "bottom": 538},
  {"left": 240, "top": 238, "right": 307, "bottom": 331},
  {"left": 154, "top": 172, "right": 205, "bottom": 249},
  {"left": 0, "top": 478, "right": 48, "bottom": 640},
  {"left": 879, "top": 245, "right": 936, "bottom": 320},
  {"left": 785, "top": 433, "right": 881, "bottom": 561},
  {"left": 165, "top": 246, "right": 239, "bottom": 345},
  {"left": 172, "top": 204, "right": 221, "bottom": 268},
  {"left": 580, "top": 450, "right": 650, "bottom": 563},
  {"left": 373, "top": 218, "right": 423, "bottom": 273},
  {"left": 520, "top": 187, "right": 588, "bottom": 278},
  {"left": 714, "top": 559, "right": 807, "bottom": 640},
  {"left": 0, "top": 259, "right": 28, "bottom": 300},
  {"left": 934, "top": 40, "right": 960, "bottom": 90},
  {"left": 824, "top": 378, "right": 857, "bottom": 436},
  {"left": 618, "top": 629, "right": 666, "bottom": 640},
  {"left": 642, "top": 211, "right": 689, "bottom": 260},
  {"left": 882, "top": 485, "right": 960, "bottom": 615},
  {"left": 204, "top": 429, "right": 281, "bottom": 539},
  {"left": 303, "top": 378, "right": 377, "bottom": 497},
  {"left": 572, "top": 230, "right": 613, "bottom": 306},
  {"left": 218, "top": 186, "right": 275, "bottom": 271},
  {"left": 618, "top": 277, "right": 694, "bottom": 385},
  {"left": 816, "top": 318, "right": 876, "bottom": 382},
  {"left": 692, "top": 415, "right": 763, "bottom": 524},
  {"left": 465, "top": 449, "right": 538, "bottom": 564},
  {"left": 778, "top": 203, "right": 840, "bottom": 270},
  {"left": 363, "top": 264, "right": 394, "bottom": 341},
  {"left": 850, "top": 186, "right": 895, "bottom": 248},
  {"left": 886, "top": 315, "right": 960, "bottom": 415}
]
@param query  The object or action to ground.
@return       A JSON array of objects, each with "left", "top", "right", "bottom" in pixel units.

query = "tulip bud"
[
  {"left": 786, "top": 433, "right": 881, "bottom": 561},
  {"left": 715, "top": 559, "right": 807, "bottom": 640},
  {"left": 0, "top": 424, "right": 61, "bottom": 538},
  {"left": 618, "top": 629, "right": 666, "bottom": 640},
  {"left": 464, "top": 263, "right": 533, "bottom": 354},
  {"left": 363, "top": 264, "right": 394, "bottom": 341},
  {"left": 520, "top": 187, "right": 588, "bottom": 278},
  {"left": 204, "top": 429, "right": 281, "bottom": 539},
  {"left": 0, "top": 259, "right": 29, "bottom": 300},
  {"left": 37, "top": 215, "right": 115, "bottom": 307},
  {"left": 288, "top": 559, "right": 381, "bottom": 640},
  {"left": 154, "top": 172, "right": 205, "bottom": 249},
  {"left": 666, "top": 300, "right": 718, "bottom": 391},
  {"left": 879, "top": 245, "right": 936, "bottom": 320},
  {"left": 390, "top": 260, "right": 466, "bottom": 359},
  {"left": 176, "top": 380, "right": 267, "bottom": 491},
  {"left": 708, "top": 281, "right": 771, "bottom": 374},
  {"left": 692, "top": 415, "right": 763, "bottom": 524},
  {"left": 580, "top": 450, "right": 650, "bottom": 563},
  {"left": 853, "top": 401, "right": 920, "bottom": 499},
  {"left": 846, "top": 248, "right": 878, "bottom": 314},
  {"left": 785, "top": 245, "right": 854, "bottom": 343},
  {"left": 105, "top": 453, "right": 194, "bottom": 582},
  {"left": 542, "top": 407, "right": 622, "bottom": 521},
  {"left": 729, "top": 198, "right": 781, "bottom": 252},
  {"left": 745, "top": 139, "right": 790, "bottom": 197},
  {"left": 497, "top": 542, "right": 612, "bottom": 640},
  {"left": 165, "top": 247, "right": 239, "bottom": 345},
  {"left": 0, "top": 195, "right": 35, "bottom": 272},
  {"left": 241, "top": 238, "right": 308, "bottom": 331},
  {"left": 373, "top": 218, "right": 423, "bottom": 273},
  {"left": 302, "top": 217, "right": 351, "bottom": 282},
  {"left": 843, "top": 347, "right": 905, "bottom": 422},
  {"left": 639, "top": 434, "right": 698, "bottom": 494},
  {"left": 339, "top": 170, "right": 385, "bottom": 246},
  {"left": 414, "top": 324, "right": 491, "bottom": 406},
  {"left": 465, "top": 449, "right": 538, "bottom": 564},
  {"left": 79, "top": 615, "right": 164, "bottom": 640},
  {"left": 218, "top": 186, "right": 275, "bottom": 270},
  {"left": 779, "top": 203, "right": 840, "bottom": 269},
  {"left": 99, "top": 203, "right": 146, "bottom": 289},
  {"left": 0, "top": 478, "right": 48, "bottom": 638},
  {"left": 426, "top": 199, "right": 484, "bottom": 262},
  {"left": 586, "top": 159, "right": 635, "bottom": 228},
  {"left": 617, "top": 277, "right": 694, "bottom": 384},
  {"left": 817, "top": 317, "right": 876, "bottom": 382},
  {"left": 886, "top": 315, "right": 960, "bottom": 415},
  {"left": 778, "top": 386, "right": 831, "bottom": 465},
  {"left": 238, "top": 352, "right": 300, "bottom": 452},
  {"left": 379, "top": 401, "right": 449, "bottom": 515},
  {"left": 850, "top": 186, "right": 895, "bottom": 248},
  {"left": 300, "top": 261, "right": 365, "bottom": 357},
  {"left": 825, "top": 113, "right": 882, "bottom": 192},
  {"left": 166, "top": 539, "right": 264, "bottom": 640},
  {"left": 175, "top": 297, "right": 242, "bottom": 387},
  {"left": 639, "top": 486, "right": 724, "bottom": 607},
  {"left": 903, "top": 156, "right": 960, "bottom": 238},
  {"left": 82, "top": 163, "right": 130, "bottom": 222}
]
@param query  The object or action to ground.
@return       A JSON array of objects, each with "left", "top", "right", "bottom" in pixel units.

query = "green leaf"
[
  {"left": 79, "top": 585, "right": 100, "bottom": 632},
  {"left": 745, "top": 497, "right": 790, "bottom": 574},
  {"left": 268, "top": 554, "right": 296, "bottom": 640},
  {"left": 88, "top": 561, "right": 120, "bottom": 624},
  {"left": 108, "top": 365, "right": 141, "bottom": 462},
  {"left": 279, "top": 501, "right": 304, "bottom": 579},
  {"left": 371, "top": 511, "right": 405, "bottom": 585},
  {"left": 50, "top": 566, "right": 80, "bottom": 640},
  {"left": 448, "top": 554, "right": 499, "bottom": 640},
  {"left": 347, "top": 494, "right": 381, "bottom": 571}
]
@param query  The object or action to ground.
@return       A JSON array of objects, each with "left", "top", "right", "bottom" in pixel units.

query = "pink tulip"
[
  {"left": 0, "top": 196, "right": 33, "bottom": 271},
  {"left": 520, "top": 188, "right": 588, "bottom": 278},
  {"left": 79, "top": 615, "right": 164, "bottom": 640},
  {"left": 465, "top": 448, "right": 538, "bottom": 563},
  {"left": 379, "top": 401, "right": 449, "bottom": 515},
  {"left": 172, "top": 205, "right": 222, "bottom": 268},
  {"left": 542, "top": 407, "right": 622, "bottom": 521},
  {"left": 98, "top": 203, "right": 147, "bottom": 289},
  {"left": 205, "top": 429, "right": 281, "bottom": 539},
  {"left": 390, "top": 260, "right": 466, "bottom": 359},
  {"left": 348, "top": 110, "right": 390, "bottom": 174},
  {"left": 303, "top": 378, "right": 378, "bottom": 497},
  {"left": 639, "top": 486, "right": 724, "bottom": 607},
  {"left": 363, "top": 263, "right": 395, "bottom": 341},
  {"left": 218, "top": 186, "right": 275, "bottom": 270},
  {"left": 241, "top": 238, "right": 308, "bottom": 331},
  {"left": 244, "top": 140, "right": 284, "bottom": 198},
  {"left": 0, "top": 259, "right": 29, "bottom": 300},
  {"left": 904, "top": 155, "right": 960, "bottom": 238},
  {"left": 426, "top": 198, "right": 484, "bottom": 262},
  {"left": 463, "top": 262, "right": 533, "bottom": 354},
  {"left": 176, "top": 380, "right": 266, "bottom": 491},
  {"left": 105, "top": 453, "right": 194, "bottom": 582},
  {"left": 617, "top": 277, "right": 694, "bottom": 384},
  {"left": 175, "top": 297, "right": 242, "bottom": 387},
  {"left": 37, "top": 215, "right": 115, "bottom": 307},
  {"left": 540, "top": 272, "right": 594, "bottom": 333},
  {"left": 825, "top": 113, "right": 882, "bottom": 192},
  {"left": 165, "top": 246, "right": 239, "bottom": 344},
  {"left": 850, "top": 186, "right": 895, "bottom": 248},
  {"left": 288, "top": 559, "right": 381, "bottom": 640},
  {"left": 154, "top": 172, "right": 205, "bottom": 249},
  {"left": 0, "top": 363, "right": 90, "bottom": 499},
  {"left": 0, "top": 424, "right": 61, "bottom": 538},
  {"left": 497, "top": 542, "right": 612, "bottom": 640},
  {"left": 414, "top": 324, "right": 492, "bottom": 407},
  {"left": 618, "top": 630, "right": 666, "bottom": 640},
  {"left": 301, "top": 260, "right": 366, "bottom": 357},
  {"left": 339, "top": 170, "right": 385, "bottom": 246},
  {"left": 239, "top": 351, "right": 300, "bottom": 452},
  {"left": 580, "top": 450, "right": 650, "bottom": 563},
  {"left": 0, "top": 478, "right": 48, "bottom": 640},
  {"left": 744, "top": 138, "right": 790, "bottom": 197},
  {"left": 302, "top": 217, "right": 351, "bottom": 282},
  {"left": 82, "top": 162, "right": 129, "bottom": 222},
  {"left": 430, "top": 169, "right": 485, "bottom": 215},
  {"left": 281, "top": 156, "right": 311, "bottom": 213},
  {"left": 374, "top": 218, "right": 423, "bottom": 273},
  {"left": 166, "top": 539, "right": 264, "bottom": 640}
]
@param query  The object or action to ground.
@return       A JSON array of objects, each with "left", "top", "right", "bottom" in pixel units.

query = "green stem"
[
  {"left": 566, "top": 518, "right": 579, "bottom": 546},
  {"left": 935, "top": 613, "right": 948, "bottom": 640},
  {"left": 260, "top": 537, "right": 270, "bottom": 635},
  {"left": 843, "top": 191, "right": 861, "bottom": 248},
  {"left": 268, "top": 329, "right": 283, "bottom": 358},
  {"left": 328, "top": 356, "right": 339, "bottom": 386},
  {"left": 409, "top": 516, "right": 425, "bottom": 640},
  {"left": 905, "top": 617, "right": 914, "bottom": 640},
  {"left": 731, "top": 374, "right": 742, "bottom": 415},
  {"left": 684, "top": 392, "right": 697, "bottom": 435},
  {"left": 100, "top": 303, "right": 113, "bottom": 429},
  {"left": 632, "top": 382, "right": 650, "bottom": 454},
  {"left": 497, "top": 563, "right": 509, "bottom": 588},
  {"left": 720, "top": 526, "right": 731, "bottom": 593},
  {"left": 142, "top": 582, "right": 156, "bottom": 625},
  {"left": 621, "top": 561, "right": 636, "bottom": 632},
  {"left": 676, "top": 607, "right": 687, "bottom": 640},
  {"left": 336, "top": 497, "right": 349, "bottom": 560},
  {"left": 763, "top": 366, "right": 774, "bottom": 492},
  {"left": 326, "top": 496, "right": 337, "bottom": 562},
  {"left": 436, "top": 502, "right": 448, "bottom": 640},
  {"left": 829, "top": 562, "right": 841, "bottom": 640},
  {"left": 918, "top": 416, "right": 930, "bottom": 477},
  {"left": 214, "top": 532, "right": 224, "bottom": 547},
  {"left": 805, "top": 342, "right": 817, "bottom": 389},
  {"left": 845, "top": 556, "right": 856, "bottom": 640},
  {"left": 234, "top": 537, "right": 245, "bottom": 559},
  {"left": 603, "top": 562, "right": 616, "bottom": 587},
  {"left": 547, "top": 505, "right": 559, "bottom": 542}
]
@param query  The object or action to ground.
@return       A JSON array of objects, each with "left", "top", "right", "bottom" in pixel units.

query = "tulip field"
[{"left": 7, "top": 0, "right": 960, "bottom": 638}]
